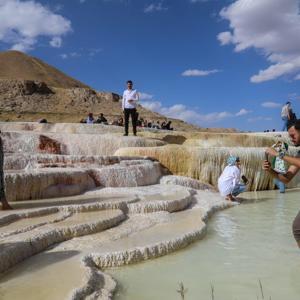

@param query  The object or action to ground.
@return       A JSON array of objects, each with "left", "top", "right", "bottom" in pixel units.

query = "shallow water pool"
[{"left": 108, "top": 189, "right": 300, "bottom": 300}]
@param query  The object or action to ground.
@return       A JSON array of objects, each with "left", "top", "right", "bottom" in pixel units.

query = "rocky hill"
[
  {"left": 0, "top": 51, "right": 235, "bottom": 132},
  {"left": 0, "top": 50, "right": 89, "bottom": 89}
]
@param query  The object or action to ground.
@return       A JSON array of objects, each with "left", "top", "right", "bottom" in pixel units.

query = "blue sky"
[{"left": 0, "top": 0, "right": 300, "bottom": 131}]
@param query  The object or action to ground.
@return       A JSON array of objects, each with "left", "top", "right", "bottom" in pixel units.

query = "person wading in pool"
[{"left": 263, "top": 119, "right": 300, "bottom": 248}]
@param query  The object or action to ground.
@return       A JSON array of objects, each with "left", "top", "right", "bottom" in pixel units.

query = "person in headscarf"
[{"left": 218, "top": 156, "right": 247, "bottom": 201}]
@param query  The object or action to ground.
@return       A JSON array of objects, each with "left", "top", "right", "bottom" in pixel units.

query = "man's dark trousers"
[{"left": 124, "top": 108, "right": 137, "bottom": 135}]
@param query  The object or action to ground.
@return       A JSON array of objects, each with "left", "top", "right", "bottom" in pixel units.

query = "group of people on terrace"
[{"left": 81, "top": 112, "right": 174, "bottom": 132}]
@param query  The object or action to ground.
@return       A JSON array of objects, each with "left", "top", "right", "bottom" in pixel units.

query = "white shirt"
[
  {"left": 281, "top": 104, "right": 290, "bottom": 118},
  {"left": 218, "top": 165, "right": 241, "bottom": 196},
  {"left": 86, "top": 117, "right": 94, "bottom": 124},
  {"left": 122, "top": 89, "right": 139, "bottom": 110}
]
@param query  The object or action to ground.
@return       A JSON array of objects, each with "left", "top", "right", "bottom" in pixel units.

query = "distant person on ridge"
[
  {"left": 122, "top": 80, "right": 139, "bottom": 136},
  {"left": 86, "top": 113, "right": 95, "bottom": 124},
  {"left": 165, "top": 120, "right": 173, "bottom": 131},
  {"left": 117, "top": 116, "right": 124, "bottom": 127},
  {"left": 281, "top": 102, "right": 293, "bottom": 131},
  {"left": 95, "top": 113, "right": 108, "bottom": 124},
  {"left": 0, "top": 134, "right": 12, "bottom": 210}
]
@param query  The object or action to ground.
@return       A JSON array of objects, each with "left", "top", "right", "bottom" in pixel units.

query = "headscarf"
[{"left": 227, "top": 156, "right": 239, "bottom": 166}]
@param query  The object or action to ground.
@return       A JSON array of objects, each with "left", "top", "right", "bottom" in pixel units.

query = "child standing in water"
[
  {"left": 271, "top": 141, "right": 289, "bottom": 193},
  {"left": 218, "top": 156, "right": 247, "bottom": 201}
]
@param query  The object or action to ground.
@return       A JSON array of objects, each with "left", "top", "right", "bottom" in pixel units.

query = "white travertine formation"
[
  {"left": 127, "top": 187, "right": 192, "bottom": 213},
  {"left": 0, "top": 122, "right": 124, "bottom": 135},
  {"left": 0, "top": 121, "right": 287, "bottom": 300},
  {"left": 0, "top": 209, "right": 126, "bottom": 274},
  {"left": 4, "top": 159, "right": 163, "bottom": 201},
  {"left": 5, "top": 168, "right": 96, "bottom": 201},
  {"left": 81, "top": 189, "right": 233, "bottom": 269},
  {"left": 70, "top": 257, "right": 117, "bottom": 300},
  {"left": 115, "top": 145, "right": 300, "bottom": 191},
  {"left": 0, "top": 211, "right": 71, "bottom": 238},
  {"left": 2, "top": 131, "right": 165, "bottom": 156},
  {"left": 4, "top": 153, "right": 145, "bottom": 170},
  {"left": 89, "top": 160, "right": 162, "bottom": 187},
  {"left": 160, "top": 175, "right": 215, "bottom": 191}
]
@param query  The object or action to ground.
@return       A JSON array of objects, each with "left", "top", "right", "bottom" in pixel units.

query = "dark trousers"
[{"left": 124, "top": 108, "right": 137, "bottom": 135}]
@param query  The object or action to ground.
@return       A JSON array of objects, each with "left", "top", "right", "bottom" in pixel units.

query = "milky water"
[
  {"left": 0, "top": 251, "right": 84, "bottom": 300},
  {"left": 0, "top": 190, "right": 299, "bottom": 300},
  {"left": 109, "top": 189, "right": 300, "bottom": 300}
]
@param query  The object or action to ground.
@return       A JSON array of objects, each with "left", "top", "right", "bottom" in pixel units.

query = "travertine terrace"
[{"left": 0, "top": 122, "right": 296, "bottom": 299}]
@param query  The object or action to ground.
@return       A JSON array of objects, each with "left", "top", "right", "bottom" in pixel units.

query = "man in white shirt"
[{"left": 122, "top": 80, "right": 139, "bottom": 136}]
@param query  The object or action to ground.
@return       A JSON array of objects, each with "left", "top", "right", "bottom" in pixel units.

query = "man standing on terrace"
[
  {"left": 263, "top": 119, "right": 300, "bottom": 248},
  {"left": 122, "top": 80, "right": 139, "bottom": 136}
]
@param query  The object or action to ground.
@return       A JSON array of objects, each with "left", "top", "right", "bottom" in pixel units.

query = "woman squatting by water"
[
  {"left": 264, "top": 119, "right": 300, "bottom": 248},
  {"left": 218, "top": 156, "right": 248, "bottom": 202}
]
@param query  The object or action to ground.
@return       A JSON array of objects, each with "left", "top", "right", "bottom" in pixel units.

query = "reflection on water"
[{"left": 109, "top": 189, "right": 300, "bottom": 300}]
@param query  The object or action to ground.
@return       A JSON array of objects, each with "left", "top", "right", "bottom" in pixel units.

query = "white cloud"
[
  {"left": 218, "top": 0, "right": 300, "bottom": 83},
  {"left": 217, "top": 31, "right": 233, "bottom": 46},
  {"left": 60, "top": 53, "right": 68, "bottom": 59},
  {"left": 139, "top": 92, "right": 154, "bottom": 100},
  {"left": 261, "top": 101, "right": 281, "bottom": 108},
  {"left": 59, "top": 52, "right": 81, "bottom": 59},
  {"left": 79, "top": 0, "right": 86, "bottom": 3},
  {"left": 182, "top": 69, "right": 221, "bottom": 77},
  {"left": 142, "top": 101, "right": 162, "bottom": 112},
  {"left": 50, "top": 37, "right": 62, "bottom": 48},
  {"left": 288, "top": 93, "right": 300, "bottom": 101},
  {"left": 0, "top": 0, "right": 72, "bottom": 52},
  {"left": 235, "top": 108, "right": 252, "bottom": 116},
  {"left": 53, "top": 4, "right": 64, "bottom": 12},
  {"left": 144, "top": 3, "right": 168, "bottom": 13},
  {"left": 60, "top": 48, "right": 102, "bottom": 59},
  {"left": 141, "top": 100, "right": 251, "bottom": 125},
  {"left": 70, "top": 52, "right": 81, "bottom": 58},
  {"left": 248, "top": 116, "right": 272, "bottom": 123},
  {"left": 88, "top": 48, "right": 102, "bottom": 56}
]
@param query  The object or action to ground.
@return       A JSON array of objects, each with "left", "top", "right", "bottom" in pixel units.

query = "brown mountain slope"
[
  {"left": 0, "top": 51, "right": 89, "bottom": 89},
  {"left": 0, "top": 51, "right": 236, "bottom": 132}
]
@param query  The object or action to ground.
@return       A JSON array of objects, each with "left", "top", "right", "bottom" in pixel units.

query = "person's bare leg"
[
  {"left": 1, "top": 197, "right": 12, "bottom": 210},
  {"left": 225, "top": 194, "right": 235, "bottom": 201}
]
